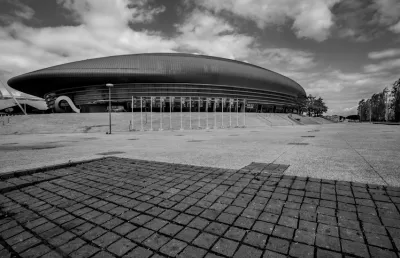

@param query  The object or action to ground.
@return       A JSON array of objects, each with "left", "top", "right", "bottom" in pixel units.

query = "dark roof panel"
[{"left": 8, "top": 53, "right": 306, "bottom": 98}]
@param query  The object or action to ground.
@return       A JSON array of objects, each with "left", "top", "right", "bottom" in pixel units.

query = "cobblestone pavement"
[{"left": 1, "top": 157, "right": 400, "bottom": 257}]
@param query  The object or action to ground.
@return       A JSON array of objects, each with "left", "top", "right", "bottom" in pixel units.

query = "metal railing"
[
  {"left": 275, "top": 113, "right": 295, "bottom": 126},
  {"left": 256, "top": 113, "right": 272, "bottom": 126}
]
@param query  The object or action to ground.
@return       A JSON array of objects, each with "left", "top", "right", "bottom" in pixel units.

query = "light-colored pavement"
[{"left": 1, "top": 122, "right": 400, "bottom": 186}]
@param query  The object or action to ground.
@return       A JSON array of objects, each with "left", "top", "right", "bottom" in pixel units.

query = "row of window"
[{"left": 54, "top": 83, "right": 299, "bottom": 100}]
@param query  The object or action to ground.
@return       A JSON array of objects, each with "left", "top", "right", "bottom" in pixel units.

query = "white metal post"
[
  {"left": 159, "top": 97, "right": 163, "bottom": 131},
  {"left": 150, "top": 97, "right": 153, "bottom": 131},
  {"left": 221, "top": 98, "right": 224, "bottom": 128},
  {"left": 189, "top": 97, "right": 192, "bottom": 129},
  {"left": 169, "top": 96, "right": 172, "bottom": 130},
  {"left": 109, "top": 87, "right": 112, "bottom": 133},
  {"left": 236, "top": 98, "right": 239, "bottom": 127},
  {"left": 180, "top": 97, "right": 183, "bottom": 130},
  {"left": 198, "top": 97, "right": 201, "bottom": 129},
  {"left": 206, "top": 98, "right": 209, "bottom": 129},
  {"left": 229, "top": 99, "right": 232, "bottom": 128},
  {"left": 214, "top": 98, "right": 217, "bottom": 129},
  {"left": 140, "top": 96, "right": 143, "bottom": 131},
  {"left": 131, "top": 96, "right": 134, "bottom": 131},
  {"left": 244, "top": 99, "right": 246, "bottom": 127}
]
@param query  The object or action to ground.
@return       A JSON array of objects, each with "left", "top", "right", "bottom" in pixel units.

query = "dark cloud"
[{"left": 332, "top": 0, "right": 400, "bottom": 41}]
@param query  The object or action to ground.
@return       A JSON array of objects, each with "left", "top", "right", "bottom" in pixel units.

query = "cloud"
[
  {"left": 190, "top": 0, "right": 340, "bottom": 42},
  {"left": 336, "top": 28, "right": 374, "bottom": 42},
  {"left": 390, "top": 20, "right": 400, "bottom": 33},
  {"left": 56, "top": 0, "right": 166, "bottom": 25},
  {"left": 0, "top": 0, "right": 35, "bottom": 23},
  {"left": 262, "top": 49, "right": 316, "bottom": 69},
  {"left": 13, "top": 0, "right": 35, "bottom": 20},
  {"left": 344, "top": 105, "right": 358, "bottom": 112},
  {"left": 332, "top": 0, "right": 400, "bottom": 41},
  {"left": 250, "top": 48, "right": 316, "bottom": 73},
  {"left": 364, "top": 58, "right": 400, "bottom": 72},
  {"left": 372, "top": 0, "right": 400, "bottom": 25},
  {"left": 368, "top": 48, "right": 400, "bottom": 59},
  {"left": 0, "top": 0, "right": 176, "bottom": 80},
  {"left": 278, "top": 67, "right": 399, "bottom": 116},
  {"left": 174, "top": 9, "right": 255, "bottom": 59},
  {"left": 308, "top": 79, "right": 345, "bottom": 93},
  {"left": 0, "top": 1, "right": 257, "bottom": 82}
]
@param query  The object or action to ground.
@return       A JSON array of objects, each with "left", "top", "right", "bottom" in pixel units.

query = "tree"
[
  {"left": 357, "top": 99, "right": 365, "bottom": 121},
  {"left": 366, "top": 99, "right": 372, "bottom": 122},
  {"left": 357, "top": 78, "right": 400, "bottom": 122},
  {"left": 296, "top": 93, "right": 307, "bottom": 115},
  {"left": 306, "top": 95, "right": 316, "bottom": 116},
  {"left": 304, "top": 94, "right": 328, "bottom": 116},
  {"left": 370, "top": 93, "right": 385, "bottom": 121},
  {"left": 391, "top": 78, "right": 400, "bottom": 122},
  {"left": 313, "top": 97, "right": 328, "bottom": 116}
]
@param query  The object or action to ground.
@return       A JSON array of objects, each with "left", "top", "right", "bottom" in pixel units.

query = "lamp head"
[{"left": 106, "top": 83, "right": 114, "bottom": 87}]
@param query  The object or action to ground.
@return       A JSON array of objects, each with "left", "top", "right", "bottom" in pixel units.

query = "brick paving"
[{"left": 1, "top": 157, "right": 400, "bottom": 257}]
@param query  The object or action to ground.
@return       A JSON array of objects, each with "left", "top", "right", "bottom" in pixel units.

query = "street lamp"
[{"left": 106, "top": 83, "right": 114, "bottom": 134}]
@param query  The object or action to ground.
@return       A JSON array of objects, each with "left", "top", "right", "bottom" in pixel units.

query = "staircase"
[
  {"left": 312, "top": 117, "right": 335, "bottom": 124},
  {"left": 261, "top": 114, "right": 293, "bottom": 126},
  {"left": 290, "top": 114, "right": 321, "bottom": 125},
  {"left": 0, "top": 112, "right": 311, "bottom": 134},
  {"left": 0, "top": 112, "right": 265, "bottom": 134}
]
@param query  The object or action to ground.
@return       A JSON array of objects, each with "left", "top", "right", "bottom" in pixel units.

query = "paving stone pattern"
[
  {"left": 241, "top": 162, "right": 289, "bottom": 175},
  {"left": 1, "top": 157, "right": 400, "bottom": 257}
]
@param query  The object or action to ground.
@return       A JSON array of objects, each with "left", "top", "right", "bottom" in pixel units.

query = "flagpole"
[
  {"left": 214, "top": 98, "right": 217, "bottom": 129},
  {"left": 150, "top": 97, "right": 153, "bottom": 131},
  {"left": 236, "top": 98, "right": 239, "bottom": 127},
  {"left": 159, "top": 97, "right": 163, "bottom": 131},
  {"left": 244, "top": 99, "right": 246, "bottom": 127},
  {"left": 206, "top": 98, "right": 209, "bottom": 129},
  {"left": 189, "top": 97, "right": 192, "bottom": 129},
  {"left": 180, "top": 97, "right": 183, "bottom": 130},
  {"left": 198, "top": 96, "right": 201, "bottom": 129},
  {"left": 131, "top": 96, "right": 134, "bottom": 131},
  {"left": 140, "top": 96, "right": 143, "bottom": 131},
  {"left": 221, "top": 98, "right": 224, "bottom": 128},
  {"left": 169, "top": 96, "right": 172, "bottom": 130},
  {"left": 230, "top": 99, "right": 232, "bottom": 128}
]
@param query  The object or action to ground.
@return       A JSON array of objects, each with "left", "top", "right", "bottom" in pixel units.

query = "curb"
[{"left": 0, "top": 157, "right": 108, "bottom": 180}]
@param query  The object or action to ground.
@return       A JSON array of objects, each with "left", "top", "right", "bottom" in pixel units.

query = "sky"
[{"left": 0, "top": 0, "right": 400, "bottom": 116}]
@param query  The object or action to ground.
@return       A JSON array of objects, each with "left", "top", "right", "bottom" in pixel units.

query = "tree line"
[{"left": 357, "top": 78, "right": 400, "bottom": 122}]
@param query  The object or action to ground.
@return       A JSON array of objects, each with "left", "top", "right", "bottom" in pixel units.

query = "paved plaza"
[
  {"left": 1, "top": 122, "right": 400, "bottom": 257},
  {"left": 1, "top": 123, "right": 400, "bottom": 186},
  {"left": 1, "top": 157, "right": 400, "bottom": 258}
]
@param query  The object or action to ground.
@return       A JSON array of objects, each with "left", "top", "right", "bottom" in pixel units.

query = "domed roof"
[{"left": 8, "top": 53, "right": 306, "bottom": 98}]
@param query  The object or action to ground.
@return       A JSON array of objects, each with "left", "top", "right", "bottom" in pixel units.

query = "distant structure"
[
  {"left": 0, "top": 84, "right": 47, "bottom": 114},
  {"left": 7, "top": 53, "right": 306, "bottom": 113}
]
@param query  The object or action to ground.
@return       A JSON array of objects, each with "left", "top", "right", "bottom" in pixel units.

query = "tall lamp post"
[{"left": 106, "top": 83, "right": 114, "bottom": 134}]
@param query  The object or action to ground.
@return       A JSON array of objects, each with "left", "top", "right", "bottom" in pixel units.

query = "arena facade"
[{"left": 7, "top": 53, "right": 306, "bottom": 113}]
